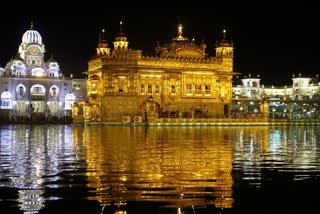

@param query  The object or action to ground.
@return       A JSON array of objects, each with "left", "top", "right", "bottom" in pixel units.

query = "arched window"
[
  {"left": 1, "top": 91, "right": 12, "bottom": 109},
  {"left": 30, "top": 84, "right": 45, "bottom": 96},
  {"left": 49, "top": 85, "right": 59, "bottom": 97},
  {"left": 31, "top": 67, "right": 45, "bottom": 77},
  {"left": 16, "top": 84, "right": 26, "bottom": 96}
]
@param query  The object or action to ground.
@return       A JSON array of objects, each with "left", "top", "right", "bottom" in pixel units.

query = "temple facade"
[
  {"left": 72, "top": 22, "right": 235, "bottom": 123},
  {"left": 0, "top": 23, "right": 87, "bottom": 122}
]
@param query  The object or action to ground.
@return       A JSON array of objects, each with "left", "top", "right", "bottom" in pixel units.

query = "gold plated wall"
[{"left": 73, "top": 25, "right": 234, "bottom": 123}]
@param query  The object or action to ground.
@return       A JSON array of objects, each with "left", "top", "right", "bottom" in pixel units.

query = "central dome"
[{"left": 22, "top": 24, "right": 42, "bottom": 45}]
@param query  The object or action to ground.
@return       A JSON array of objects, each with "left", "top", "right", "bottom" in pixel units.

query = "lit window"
[
  {"left": 186, "top": 84, "right": 192, "bottom": 94},
  {"left": 17, "top": 85, "right": 25, "bottom": 96},
  {"left": 50, "top": 86, "right": 58, "bottom": 96},
  {"left": 31, "top": 85, "right": 45, "bottom": 95},
  {"left": 148, "top": 85, "right": 152, "bottom": 93},
  {"left": 65, "top": 93, "right": 75, "bottom": 110},
  {"left": 195, "top": 85, "right": 201, "bottom": 94},
  {"left": 141, "top": 84, "right": 145, "bottom": 93},
  {"left": 171, "top": 85, "right": 176, "bottom": 94},
  {"left": 1, "top": 91, "right": 12, "bottom": 109},
  {"left": 155, "top": 85, "right": 160, "bottom": 94},
  {"left": 205, "top": 85, "right": 211, "bottom": 94}
]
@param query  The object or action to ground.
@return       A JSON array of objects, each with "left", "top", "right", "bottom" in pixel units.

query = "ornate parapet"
[{"left": 138, "top": 56, "right": 221, "bottom": 70}]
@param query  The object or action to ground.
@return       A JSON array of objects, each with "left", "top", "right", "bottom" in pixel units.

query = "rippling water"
[{"left": 0, "top": 124, "right": 320, "bottom": 213}]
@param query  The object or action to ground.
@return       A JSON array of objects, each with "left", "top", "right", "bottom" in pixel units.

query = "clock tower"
[{"left": 18, "top": 22, "right": 46, "bottom": 67}]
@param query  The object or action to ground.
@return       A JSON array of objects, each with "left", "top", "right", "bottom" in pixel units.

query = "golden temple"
[{"left": 72, "top": 21, "right": 234, "bottom": 123}]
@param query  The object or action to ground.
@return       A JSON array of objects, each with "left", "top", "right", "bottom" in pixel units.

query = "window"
[
  {"left": 195, "top": 85, "right": 202, "bottom": 94},
  {"left": 171, "top": 85, "right": 176, "bottom": 94},
  {"left": 186, "top": 84, "right": 192, "bottom": 94},
  {"left": 205, "top": 85, "right": 211, "bottom": 94},
  {"left": 148, "top": 85, "right": 152, "bottom": 93},
  {"left": 65, "top": 93, "right": 75, "bottom": 110},
  {"left": 1, "top": 91, "right": 12, "bottom": 109},
  {"left": 18, "top": 86, "right": 25, "bottom": 96},
  {"left": 141, "top": 84, "right": 145, "bottom": 93},
  {"left": 31, "top": 85, "right": 45, "bottom": 95},
  {"left": 50, "top": 86, "right": 58, "bottom": 96},
  {"left": 155, "top": 85, "right": 160, "bottom": 94}
]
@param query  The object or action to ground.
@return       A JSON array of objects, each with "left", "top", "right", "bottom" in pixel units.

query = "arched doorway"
[{"left": 140, "top": 96, "right": 160, "bottom": 121}]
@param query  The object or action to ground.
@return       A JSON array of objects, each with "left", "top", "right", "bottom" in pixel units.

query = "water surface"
[{"left": 0, "top": 124, "right": 319, "bottom": 213}]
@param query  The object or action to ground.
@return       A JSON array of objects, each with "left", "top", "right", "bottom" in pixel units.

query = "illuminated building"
[
  {"left": 232, "top": 73, "right": 320, "bottom": 119},
  {"left": 0, "top": 22, "right": 86, "bottom": 122},
  {"left": 72, "top": 22, "right": 234, "bottom": 123}
]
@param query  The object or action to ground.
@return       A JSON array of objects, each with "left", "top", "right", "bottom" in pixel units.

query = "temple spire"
[
  {"left": 113, "top": 21, "right": 129, "bottom": 50},
  {"left": 96, "top": 28, "right": 110, "bottom": 56},
  {"left": 30, "top": 21, "right": 34, "bottom": 30}
]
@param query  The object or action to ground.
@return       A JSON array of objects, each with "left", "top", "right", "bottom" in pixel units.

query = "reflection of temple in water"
[
  {"left": 77, "top": 126, "right": 234, "bottom": 211},
  {"left": 0, "top": 125, "right": 75, "bottom": 213}
]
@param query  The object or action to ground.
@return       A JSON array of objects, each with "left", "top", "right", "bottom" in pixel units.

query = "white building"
[
  {"left": 0, "top": 23, "right": 86, "bottom": 122},
  {"left": 232, "top": 73, "right": 320, "bottom": 119}
]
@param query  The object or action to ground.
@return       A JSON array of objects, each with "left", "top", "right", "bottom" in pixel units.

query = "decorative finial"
[
  {"left": 178, "top": 24, "right": 183, "bottom": 37},
  {"left": 102, "top": 28, "right": 105, "bottom": 40},
  {"left": 120, "top": 21, "right": 123, "bottom": 33},
  {"left": 223, "top": 29, "right": 226, "bottom": 40},
  {"left": 30, "top": 21, "right": 34, "bottom": 30}
]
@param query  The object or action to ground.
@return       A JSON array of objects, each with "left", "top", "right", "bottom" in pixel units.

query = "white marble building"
[
  {"left": 232, "top": 73, "right": 320, "bottom": 119},
  {"left": 0, "top": 23, "right": 86, "bottom": 122}
]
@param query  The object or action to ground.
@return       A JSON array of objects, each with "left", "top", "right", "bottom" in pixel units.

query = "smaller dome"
[
  {"left": 115, "top": 33, "right": 127, "bottom": 42},
  {"left": 1, "top": 91, "right": 12, "bottom": 99},
  {"left": 22, "top": 23, "right": 43, "bottom": 45},
  {"left": 155, "top": 23, "right": 206, "bottom": 59},
  {"left": 12, "top": 53, "right": 26, "bottom": 67},
  {"left": 4, "top": 58, "right": 14, "bottom": 70},
  {"left": 14, "top": 53, "right": 24, "bottom": 61},
  {"left": 46, "top": 55, "right": 57, "bottom": 63},
  {"left": 46, "top": 56, "right": 60, "bottom": 70},
  {"left": 0, "top": 66, "right": 5, "bottom": 77},
  {"left": 11, "top": 54, "right": 27, "bottom": 74}
]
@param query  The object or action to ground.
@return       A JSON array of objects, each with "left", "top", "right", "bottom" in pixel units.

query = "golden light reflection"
[{"left": 74, "top": 126, "right": 235, "bottom": 210}]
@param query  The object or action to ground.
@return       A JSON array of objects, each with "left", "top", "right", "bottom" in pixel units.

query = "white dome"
[{"left": 22, "top": 29, "right": 42, "bottom": 45}]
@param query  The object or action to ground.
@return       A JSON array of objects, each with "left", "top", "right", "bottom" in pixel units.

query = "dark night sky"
[{"left": 0, "top": 5, "right": 319, "bottom": 86}]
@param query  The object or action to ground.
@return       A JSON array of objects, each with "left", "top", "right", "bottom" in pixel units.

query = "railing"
[{"left": 76, "top": 113, "right": 320, "bottom": 124}]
